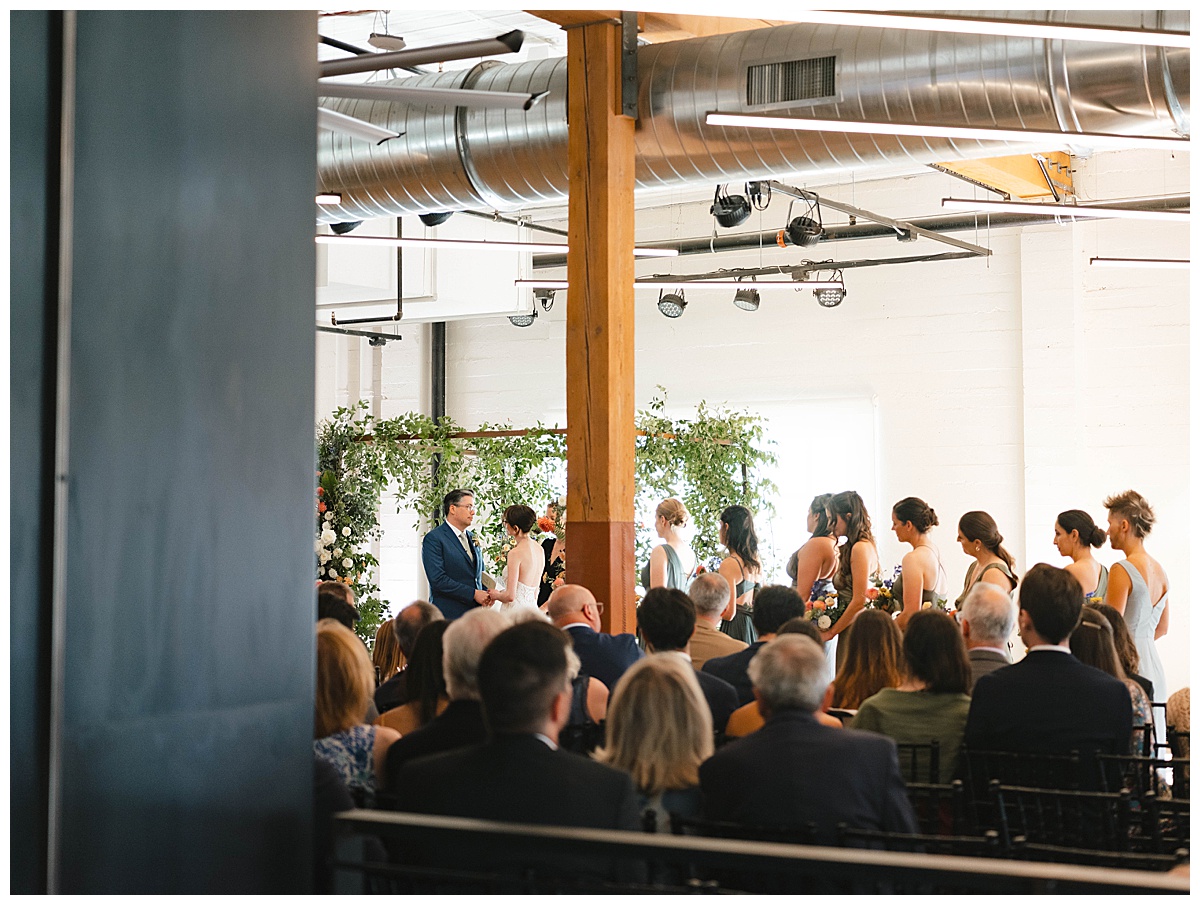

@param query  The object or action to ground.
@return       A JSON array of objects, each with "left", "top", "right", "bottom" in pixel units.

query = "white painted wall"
[{"left": 317, "top": 148, "right": 1190, "bottom": 695}]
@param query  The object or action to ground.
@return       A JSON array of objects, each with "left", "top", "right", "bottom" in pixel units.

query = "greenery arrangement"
[{"left": 315, "top": 391, "right": 775, "bottom": 643}]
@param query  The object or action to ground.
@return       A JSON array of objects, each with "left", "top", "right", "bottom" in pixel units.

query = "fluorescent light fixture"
[
  {"left": 794, "top": 11, "right": 1192, "bottom": 49},
  {"left": 705, "top": 112, "right": 1190, "bottom": 153},
  {"left": 319, "top": 30, "right": 525, "bottom": 78},
  {"left": 942, "top": 198, "right": 1192, "bottom": 223},
  {"left": 514, "top": 279, "right": 846, "bottom": 290},
  {"left": 317, "top": 107, "right": 402, "bottom": 144},
  {"left": 317, "top": 235, "right": 678, "bottom": 258},
  {"left": 316, "top": 193, "right": 342, "bottom": 205},
  {"left": 320, "top": 83, "right": 549, "bottom": 111},
  {"left": 1089, "top": 257, "right": 1190, "bottom": 270}
]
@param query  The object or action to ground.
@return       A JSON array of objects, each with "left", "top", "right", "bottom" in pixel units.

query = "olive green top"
[{"left": 851, "top": 688, "right": 972, "bottom": 782}]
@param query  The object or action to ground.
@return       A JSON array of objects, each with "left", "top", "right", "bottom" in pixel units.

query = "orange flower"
[
  {"left": 316, "top": 487, "right": 323, "bottom": 496},
  {"left": 864, "top": 587, "right": 880, "bottom": 601},
  {"left": 812, "top": 599, "right": 826, "bottom": 611},
  {"left": 537, "top": 516, "right": 555, "bottom": 533},
  {"left": 317, "top": 501, "right": 326, "bottom": 513}
]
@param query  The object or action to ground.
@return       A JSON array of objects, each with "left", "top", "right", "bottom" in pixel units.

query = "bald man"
[{"left": 546, "top": 584, "right": 642, "bottom": 691}]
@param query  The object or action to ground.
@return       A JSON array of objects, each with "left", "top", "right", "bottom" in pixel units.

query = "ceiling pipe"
[{"left": 319, "top": 30, "right": 524, "bottom": 78}]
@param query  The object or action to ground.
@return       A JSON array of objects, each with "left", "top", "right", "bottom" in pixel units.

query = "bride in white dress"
[{"left": 489, "top": 505, "right": 546, "bottom": 613}]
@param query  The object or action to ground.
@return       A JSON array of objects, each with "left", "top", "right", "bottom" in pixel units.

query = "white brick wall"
[{"left": 318, "top": 148, "right": 1190, "bottom": 694}]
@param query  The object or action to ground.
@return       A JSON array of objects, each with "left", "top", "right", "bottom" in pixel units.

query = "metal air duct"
[{"left": 317, "top": 11, "right": 1189, "bottom": 222}]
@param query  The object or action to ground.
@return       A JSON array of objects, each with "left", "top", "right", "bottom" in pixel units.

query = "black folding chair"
[
  {"left": 1139, "top": 791, "right": 1190, "bottom": 855},
  {"left": 905, "top": 779, "right": 968, "bottom": 836},
  {"left": 895, "top": 740, "right": 941, "bottom": 784},
  {"left": 990, "top": 781, "right": 1134, "bottom": 853}
]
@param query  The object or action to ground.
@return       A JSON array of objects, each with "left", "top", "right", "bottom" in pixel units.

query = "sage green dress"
[
  {"left": 639, "top": 543, "right": 693, "bottom": 591},
  {"left": 851, "top": 688, "right": 972, "bottom": 782}
]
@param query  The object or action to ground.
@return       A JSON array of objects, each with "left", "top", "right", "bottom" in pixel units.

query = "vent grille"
[{"left": 747, "top": 56, "right": 836, "bottom": 106}]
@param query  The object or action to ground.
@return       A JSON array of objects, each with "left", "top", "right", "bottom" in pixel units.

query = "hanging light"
[
  {"left": 732, "top": 286, "right": 761, "bottom": 311},
  {"left": 508, "top": 310, "right": 537, "bottom": 327},
  {"left": 812, "top": 270, "right": 846, "bottom": 308},
  {"left": 657, "top": 289, "right": 687, "bottom": 318}
]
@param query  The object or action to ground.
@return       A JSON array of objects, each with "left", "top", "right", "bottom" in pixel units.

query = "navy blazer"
[
  {"left": 700, "top": 709, "right": 918, "bottom": 844},
  {"left": 564, "top": 624, "right": 643, "bottom": 690},
  {"left": 422, "top": 520, "right": 485, "bottom": 621},
  {"left": 963, "top": 649, "right": 1133, "bottom": 757},
  {"left": 701, "top": 641, "right": 766, "bottom": 708}
]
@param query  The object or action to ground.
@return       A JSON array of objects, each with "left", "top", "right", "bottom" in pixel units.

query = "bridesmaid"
[
  {"left": 788, "top": 493, "right": 838, "bottom": 602},
  {"left": 890, "top": 497, "right": 948, "bottom": 629},
  {"left": 642, "top": 498, "right": 697, "bottom": 591},
  {"left": 1053, "top": 509, "right": 1109, "bottom": 602},
  {"left": 1103, "top": 490, "right": 1169, "bottom": 710},
  {"left": 954, "top": 511, "right": 1017, "bottom": 608},
  {"left": 822, "top": 492, "right": 879, "bottom": 665},
  {"left": 717, "top": 505, "right": 762, "bottom": 645}
]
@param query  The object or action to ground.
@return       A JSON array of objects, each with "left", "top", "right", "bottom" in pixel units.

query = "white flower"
[
  {"left": 323, "top": 512, "right": 333, "bottom": 524},
  {"left": 314, "top": 538, "right": 323, "bottom": 554},
  {"left": 557, "top": 495, "right": 567, "bottom": 507},
  {"left": 817, "top": 615, "right": 832, "bottom": 630},
  {"left": 341, "top": 526, "right": 351, "bottom": 537},
  {"left": 333, "top": 547, "right": 342, "bottom": 558},
  {"left": 327, "top": 568, "right": 338, "bottom": 578},
  {"left": 320, "top": 528, "right": 336, "bottom": 544},
  {"left": 342, "top": 558, "right": 353, "bottom": 569},
  {"left": 319, "top": 551, "right": 330, "bottom": 564}
]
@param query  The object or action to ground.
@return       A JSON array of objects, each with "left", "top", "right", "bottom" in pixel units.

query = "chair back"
[{"left": 990, "top": 780, "right": 1133, "bottom": 852}]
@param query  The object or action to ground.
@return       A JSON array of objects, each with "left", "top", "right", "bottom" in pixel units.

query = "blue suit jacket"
[
  {"left": 563, "top": 624, "right": 642, "bottom": 690},
  {"left": 422, "top": 520, "right": 484, "bottom": 620}
]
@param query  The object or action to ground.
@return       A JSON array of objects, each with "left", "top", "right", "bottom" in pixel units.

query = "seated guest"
[
  {"left": 964, "top": 564, "right": 1132, "bottom": 758},
  {"left": 852, "top": 610, "right": 972, "bottom": 781},
  {"left": 1089, "top": 602, "right": 1154, "bottom": 701},
  {"left": 375, "top": 601, "right": 443, "bottom": 714},
  {"left": 724, "top": 619, "right": 842, "bottom": 736},
  {"left": 1167, "top": 687, "right": 1190, "bottom": 759},
  {"left": 392, "top": 621, "right": 641, "bottom": 835},
  {"left": 372, "top": 617, "right": 404, "bottom": 686},
  {"left": 700, "top": 635, "right": 917, "bottom": 843},
  {"left": 384, "top": 608, "right": 510, "bottom": 784},
  {"left": 510, "top": 606, "right": 608, "bottom": 729},
  {"left": 318, "top": 580, "right": 358, "bottom": 629},
  {"left": 638, "top": 587, "right": 739, "bottom": 733},
  {"left": 1069, "top": 607, "right": 1153, "bottom": 756},
  {"left": 959, "top": 583, "right": 1015, "bottom": 691},
  {"left": 701, "top": 585, "right": 806, "bottom": 707},
  {"left": 314, "top": 619, "right": 400, "bottom": 805},
  {"left": 547, "top": 584, "right": 642, "bottom": 690},
  {"left": 375, "top": 621, "right": 450, "bottom": 735},
  {"left": 687, "top": 573, "right": 747, "bottom": 669},
  {"left": 830, "top": 610, "right": 902, "bottom": 710},
  {"left": 594, "top": 655, "right": 713, "bottom": 830}
]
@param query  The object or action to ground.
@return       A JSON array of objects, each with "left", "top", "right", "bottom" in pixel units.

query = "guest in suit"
[
  {"left": 958, "top": 583, "right": 1015, "bottom": 691},
  {"left": 421, "top": 489, "right": 488, "bottom": 621},
  {"left": 384, "top": 608, "right": 510, "bottom": 786},
  {"left": 700, "top": 634, "right": 917, "bottom": 843},
  {"left": 374, "top": 601, "right": 443, "bottom": 714},
  {"left": 963, "top": 564, "right": 1133, "bottom": 758},
  {"left": 701, "top": 585, "right": 807, "bottom": 707},
  {"left": 547, "top": 584, "right": 642, "bottom": 690},
  {"left": 391, "top": 621, "right": 641, "bottom": 879},
  {"left": 687, "top": 573, "right": 747, "bottom": 669},
  {"left": 637, "top": 587, "right": 739, "bottom": 733}
]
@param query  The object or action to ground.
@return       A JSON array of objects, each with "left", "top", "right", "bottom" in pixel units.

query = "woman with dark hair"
[
  {"left": 953, "top": 511, "right": 1017, "bottom": 608},
  {"left": 890, "top": 497, "right": 948, "bottom": 630},
  {"left": 1089, "top": 601, "right": 1154, "bottom": 701},
  {"left": 1054, "top": 509, "right": 1109, "bottom": 602},
  {"left": 829, "top": 609, "right": 902, "bottom": 711},
  {"left": 1070, "top": 608, "right": 1153, "bottom": 755},
  {"left": 488, "top": 504, "right": 546, "bottom": 613},
  {"left": 1103, "top": 490, "right": 1168, "bottom": 725},
  {"left": 717, "top": 505, "right": 762, "bottom": 644},
  {"left": 374, "top": 621, "right": 450, "bottom": 735},
  {"left": 786, "top": 494, "right": 839, "bottom": 603},
  {"left": 822, "top": 492, "right": 879, "bottom": 664},
  {"left": 852, "top": 610, "right": 972, "bottom": 780}
]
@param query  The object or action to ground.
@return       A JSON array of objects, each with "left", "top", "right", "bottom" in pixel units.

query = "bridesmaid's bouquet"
[
  {"left": 865, "top": 566, "right": 902, "bottom": 614},
  {"left": 805, "top": 590, "right": 844, "bottom": 631}
]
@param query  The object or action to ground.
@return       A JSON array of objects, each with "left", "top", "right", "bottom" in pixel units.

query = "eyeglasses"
[
  {"left": 453, "top": 503, "right": 476, "bottom": 511},
  {"left": 591, "top": 601, "right": 605, "bottom": 614}
]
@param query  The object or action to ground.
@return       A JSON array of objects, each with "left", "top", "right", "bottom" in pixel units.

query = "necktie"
[{"left": 460, "top": 530, "right": 474, "bottom": 561}]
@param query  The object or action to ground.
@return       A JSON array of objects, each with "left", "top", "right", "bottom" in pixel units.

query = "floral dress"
[{"left": 314, "top": 724, "right": 377, "bottom": 805}]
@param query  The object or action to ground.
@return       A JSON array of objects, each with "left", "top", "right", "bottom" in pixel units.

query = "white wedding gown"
[{"left": 494, "top": 538, "right": 544, "bottom": 613}]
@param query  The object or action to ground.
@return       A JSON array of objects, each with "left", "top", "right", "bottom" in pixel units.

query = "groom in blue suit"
[{"left": 423, "top": 489, "right": 488, "bottom": 621}]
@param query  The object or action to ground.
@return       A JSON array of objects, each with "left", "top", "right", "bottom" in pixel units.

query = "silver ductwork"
[{"left": 317, "top": 11, "right": 1189, "bottom": 222}]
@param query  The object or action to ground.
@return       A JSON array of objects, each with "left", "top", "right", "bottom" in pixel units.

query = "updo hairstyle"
[
  {"left": 1103, "top": 490, "right": 1156, "bottom": 538},
  {"left": 958, "top": 511, "right": 1015, "bottom": 569},
  {"left": 893, "top": 497, "right": 939, "bottom": 534},
  {"left": 656, "top": 498, "right": 689, "bottom": 528},
  {"left": 504, "top": 504, "right": 537, "bottom": 534},
  {"left": 1057, "top": 509, "right": 1106, "bottom": 547}
]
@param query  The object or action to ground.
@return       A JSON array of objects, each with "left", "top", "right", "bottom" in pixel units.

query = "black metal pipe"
[
  {"left": 461, "top": 209, "right": 569, "bottom": 237},
  {"left": 430, "top": 320, "right": 447, "bottom": 521},
  {"left": 319, "top": 33, "right": 427, "bottom": 75}
]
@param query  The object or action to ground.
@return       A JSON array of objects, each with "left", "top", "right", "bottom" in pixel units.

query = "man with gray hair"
[
  {"left": 699, "top": 635, "right": 916, "bottom": 843},
  {"left": 687, "top": 573, "right": 748, "bottom": 669},
  {"left": 383, "top": 607, "right": 510, "bottom": 785},
  {"left": 959, "top": 583, "right": 1016, "bottom": 690}
]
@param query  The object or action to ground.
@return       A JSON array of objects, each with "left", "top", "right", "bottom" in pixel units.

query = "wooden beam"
[
  {"left": 565, "top": 19, "right": 637, "bottom": 634},
  {"left": 638, "top": 12, "right": 789, "bottom": 43},
  {"left": 934, "top": 152, "right": 1074, "bottom": 199}
]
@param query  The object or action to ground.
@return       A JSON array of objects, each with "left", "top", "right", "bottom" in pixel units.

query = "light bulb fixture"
[
  {"left": 316, "top": 192, "right": 342, "bottom": 205},
  {"left": 508, "top": 310, "right": 537, "bottom": 327},
  {"left": 791, "top": 11, "right": 1192, "bottom": 49},
  {"left": 705, "top": 112, "right": 1189, "bottom": 153},
  {"left": 942, "top": 198, "right": 1191, "bottom": 223},
  {"left": 657, "top": 289, "right": 687, "bottom": 319},
  {"left": 809, "top": 270, "right": 846, "bottom": 308},
  {"left": 316, "top": 235, "right": 677, "bottom": 257},
  {"left": 711, "top": 185, "right": 752, "bottom": 228},
  {"left": 534, "top": 288, "right": 556, "bottom": 312},
  {"left": 732, "top": 286, "right": 761, "bottom": 311},
  {"left": 1089, "top": 257, "right": 1190, "bottom": 269}
]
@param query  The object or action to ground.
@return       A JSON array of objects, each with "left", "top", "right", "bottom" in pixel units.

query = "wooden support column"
[{"left": 564, "top": 19, "right": 636, "bottom": 633}]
